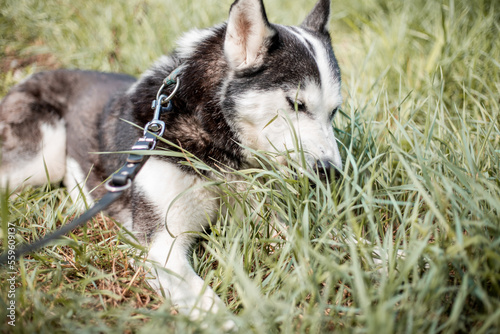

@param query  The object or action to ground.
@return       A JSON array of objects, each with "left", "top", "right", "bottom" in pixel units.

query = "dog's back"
[{"left": 0, "top": 70, "right": 135, "bottom": 193}]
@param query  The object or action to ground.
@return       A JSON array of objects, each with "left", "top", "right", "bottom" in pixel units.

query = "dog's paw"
[{"left": 175, "top": 288, "right": 237, "bottom": 332}]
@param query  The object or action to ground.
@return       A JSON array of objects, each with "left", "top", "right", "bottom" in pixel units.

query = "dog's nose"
[{"left": 314, "top": 159, "right": 341, "bottom": 181}]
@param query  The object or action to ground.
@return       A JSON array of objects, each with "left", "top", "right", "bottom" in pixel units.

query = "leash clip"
[
  {"left": 144, "top": 94, "right": 169, "bottom": 140},
  {"left": 144, "top": 68, "right": 181, "bottom": 143}
]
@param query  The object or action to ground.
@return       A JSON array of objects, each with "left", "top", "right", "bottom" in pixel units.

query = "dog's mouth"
[
  {"left": 274, "top": 154, "right": 342, "bottom": 182},
  {"left": 312, "top": 159, "right": 342, "bottom": 181}
]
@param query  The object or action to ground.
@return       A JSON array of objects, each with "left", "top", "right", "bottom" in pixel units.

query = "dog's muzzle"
[{"left": 314, "top": 159, "right": 342, "bottom": 181}]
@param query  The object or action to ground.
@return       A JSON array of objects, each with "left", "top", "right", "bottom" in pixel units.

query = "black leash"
[
  {"left": 0, "top": 191, "right": 123, "bottom": 264},
  {"left": 0, "top": 68, "right": 182, "bottom": 265}
]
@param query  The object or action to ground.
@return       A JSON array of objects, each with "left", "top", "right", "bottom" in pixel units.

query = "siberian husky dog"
[{"left": 0, "top": 0, "right": 342, "bottom": 319}]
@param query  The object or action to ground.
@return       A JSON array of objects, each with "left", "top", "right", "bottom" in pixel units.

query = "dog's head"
[{"left": 221, "top": 0, "right": 342, "bottom": 178}]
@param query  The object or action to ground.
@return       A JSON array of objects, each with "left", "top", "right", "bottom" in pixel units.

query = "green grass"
[{"left": 1, "top": 0, "right": 499, "bottom": 332}]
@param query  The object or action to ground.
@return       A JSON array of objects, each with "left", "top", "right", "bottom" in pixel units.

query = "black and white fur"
[{"left": 0, "top": 0, "right": 342, "bottom": 319}]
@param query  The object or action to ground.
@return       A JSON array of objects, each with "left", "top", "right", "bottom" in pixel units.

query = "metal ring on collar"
[
  {"left": 105, "top": 179, "right": 132, "bottom": 193},
  {"left": 155, "top": 77, "right": 181, "bottom": 104}
]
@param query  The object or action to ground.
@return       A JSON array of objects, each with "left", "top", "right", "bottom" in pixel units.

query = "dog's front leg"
[
  {"left": 131, "top": 158, "right": 224, "bottom": 319},
  {"left": 145, "top": 230, "right": 224, "bottom": 318}
]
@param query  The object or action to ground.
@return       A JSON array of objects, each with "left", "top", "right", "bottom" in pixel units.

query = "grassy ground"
[{"left": 1, "top": 0, "right": 499, "bottom": 333}]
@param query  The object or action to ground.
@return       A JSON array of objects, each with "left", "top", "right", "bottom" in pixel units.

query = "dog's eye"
[
  {"left": 287, "top": 97, "right": 307, "bottom": 113},
  {"left": 330, "top": 107, "right": 339, "bottom": 120}
]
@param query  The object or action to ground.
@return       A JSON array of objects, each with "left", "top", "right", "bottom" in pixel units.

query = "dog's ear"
[
  {"left": 224, "top": 0, "right": 276, "bottom": 70},
  {"left": 301, "top": 0, "right": 331, "bottom": 35}
]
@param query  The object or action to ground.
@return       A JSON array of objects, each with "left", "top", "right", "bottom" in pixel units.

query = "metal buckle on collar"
[
  {"left": 155, "top": 73, "right": 181, "bottom": 105},
  {"left": 105, "top": 178, "right": 132, "bottom": 193}
]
